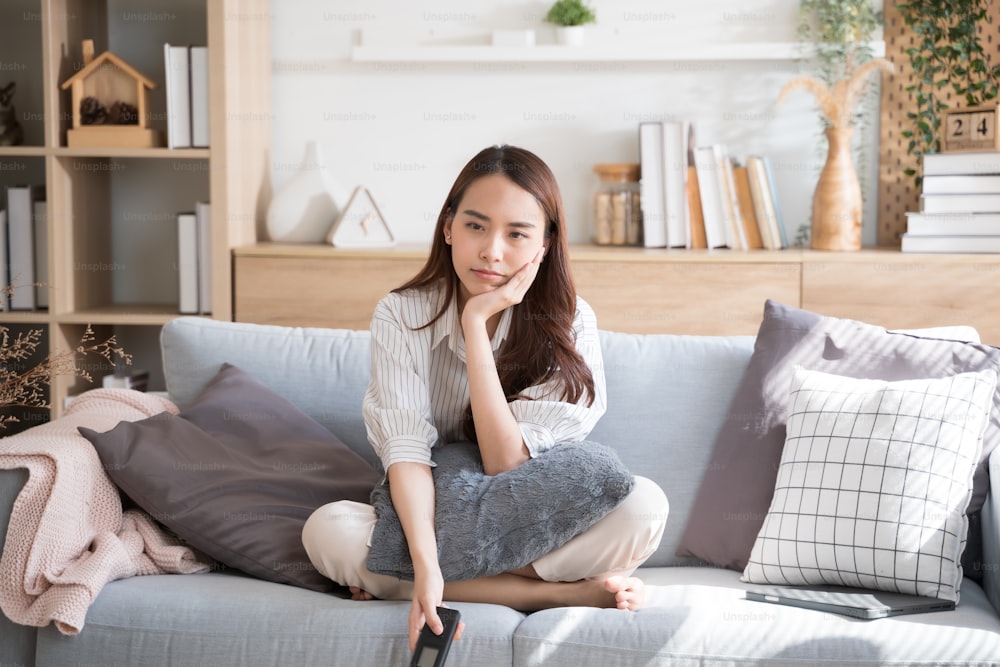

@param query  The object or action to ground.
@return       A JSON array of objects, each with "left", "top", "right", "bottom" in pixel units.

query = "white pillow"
[{"left": 741, "top": 366, "right": 997, "bottom": 602}]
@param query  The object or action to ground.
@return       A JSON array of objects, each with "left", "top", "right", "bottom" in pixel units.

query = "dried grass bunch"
[
  {"left": 0, "top": 287, "right": 131, "bottom": 429},
  {"left": 777, "top": 56, "right": 895, "bottom": 129}
]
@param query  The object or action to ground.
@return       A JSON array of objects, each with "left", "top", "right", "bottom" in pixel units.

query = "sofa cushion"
[
  {"left": 677, "top": 300, "right": 1000, "bottom": 571},
  {"left": 741, "top": 367, "right": 995, "bottom": 602},
  {"left": 589, "top": 331, "right": 756, "bottom": 567},
  {"left": 365, "top": 441, "right": 634, "bottom": 581},
  {"left": 160, "top": 317, "right": 377, "bottom": 468},
  {"left": 511, "top": 566, "right": 1000, "bottom": 666},
  {"left": 33, "top": 573, "right": 524, "bottom": 667},
  {"left": 79, "top": 363, "right": 380, "bottom": 592}
]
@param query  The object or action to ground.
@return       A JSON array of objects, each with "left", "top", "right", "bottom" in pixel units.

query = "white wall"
[{"left": 270, "top": 0, "right": 885, "bottom": 247}]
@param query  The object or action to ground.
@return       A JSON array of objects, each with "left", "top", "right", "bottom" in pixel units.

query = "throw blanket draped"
[{"left": 0, "top": 389, "right": 212, "bottom": 635}]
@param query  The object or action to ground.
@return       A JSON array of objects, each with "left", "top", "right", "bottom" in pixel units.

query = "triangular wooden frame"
[{"left": 326, "top": 186, "right": 396, "bottom": 248}]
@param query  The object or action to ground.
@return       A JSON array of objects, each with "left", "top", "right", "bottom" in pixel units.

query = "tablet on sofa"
[{"left": 745, "top": 585, "right": 956, "bottom": 620}]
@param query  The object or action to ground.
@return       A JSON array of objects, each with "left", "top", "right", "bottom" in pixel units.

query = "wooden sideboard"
[{"left": 234, "top": 244, "right": 1000, "bottom": 344}]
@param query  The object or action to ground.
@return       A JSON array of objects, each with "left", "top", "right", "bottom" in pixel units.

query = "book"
[
  {"left": 190, "top": 46, "right": 210, "bottom": 147},
  {"left": 0, "top": 209, "right": 7, "bottom": 310},
  {"left": 177, "top": 212, "right": 199, "bottom": 313},
  {"left": 686, "top": 166, "right": 707, "bottom": 249},
  {"left": 746, "top": 156, "right": 779, "bottom": 249},
  {"left": 921, "top": 174, "right": 1000, "bottom": 195},
  {"left": 922, "top": 151, "right": 1000, "bottom": 177},
  {"left": 921, "top": 193, "right": 1000, "bottom": 214},
  {"left": 905, "top": 212, "right": 1000, "bottom": 236},
  {"left": 6, "top": 184, "right": 41, "bottom": 310},
  {"left": 719, "top": 154, "right": 747, "bottom": 250},
  {"left": 164, "top": 43, "right": 191, "bottom": 148},
  {"left": 661, "top": 120, "right": 690, "bottom": 248},
  {"left": 102, "top": 369, "right": 150, "bottom": 392},
  {"left": 901, "top": 233, "right": 1000, "bottom": 253},
  {"left": 195, "top": 201, "right": 211, "bottom": 314},
  {"left": 693, "top": 145, "right": 728, "bottom": 248},
  {"left": 638, "top": 122, "right": 666, "bottom": 247},
  {"left": 762, "top": 156, "right": 788, "bottom": 247},
  {"left": 732, "top": 165, "right": 764, "bottom": 249},
  {"left": 33, "top": 199, "right": 48, "bottom": 308}
]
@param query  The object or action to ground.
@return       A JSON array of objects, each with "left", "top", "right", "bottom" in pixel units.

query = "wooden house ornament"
[{"left": 60, "top": 39, "right": 163, "bottom": 148}]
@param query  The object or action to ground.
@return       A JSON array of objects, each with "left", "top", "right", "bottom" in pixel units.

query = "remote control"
[{"left": 410, "top": 606, "right": 461, "bottom": 667}]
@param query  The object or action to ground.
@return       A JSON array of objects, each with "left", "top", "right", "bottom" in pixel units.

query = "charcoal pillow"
[
  {"left": 742, "top": 367, "right": 995, "bottom": 602},
  {"left": 365, "top": 440, "right": 635, "bottom": 581},
  {"left": 677, "top": 299, "right": 1000, "bottom": 572},
  {"left": 79, "top": 363, "right": 380, "bottom": 592}
]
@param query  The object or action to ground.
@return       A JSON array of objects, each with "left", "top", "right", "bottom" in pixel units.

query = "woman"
[{"left": 302, "top": 145, "right": 668, "bottom": 649}]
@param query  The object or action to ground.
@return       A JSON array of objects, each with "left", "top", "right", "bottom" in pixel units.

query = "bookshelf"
[
  {"left": 233, "top": 244, "right": 1000, "bottom": 345},
  {"left": 0, "top": 0, "right": 270, "bottom": 423}
]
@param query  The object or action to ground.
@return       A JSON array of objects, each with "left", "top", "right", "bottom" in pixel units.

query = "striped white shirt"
[{"left": 362, "top": 284, "right": 607, "bottom": 472}]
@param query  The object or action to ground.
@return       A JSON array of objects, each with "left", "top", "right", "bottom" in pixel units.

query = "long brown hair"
[{"left": 395, "top": 145, "right": 596, "bottom": 440}]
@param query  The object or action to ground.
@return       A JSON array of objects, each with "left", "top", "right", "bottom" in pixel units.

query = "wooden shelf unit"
[
  {"left": 0, "top": 0, "right": 271, "bottom": 419},
  {"left": 233, "top": 244, "right": 1000, "bottom": 345}
]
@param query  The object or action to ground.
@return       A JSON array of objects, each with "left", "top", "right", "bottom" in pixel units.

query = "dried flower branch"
[
  {"left": 776, "top": 56, "right": 895, "bottom": 129},
  {"left": 0, "top": 324, "right": 132, "bottom": 430}
]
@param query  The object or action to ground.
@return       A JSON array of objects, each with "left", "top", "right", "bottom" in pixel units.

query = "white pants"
[{"left": 301, "top": 475, "right": 668, "bottom": 600}]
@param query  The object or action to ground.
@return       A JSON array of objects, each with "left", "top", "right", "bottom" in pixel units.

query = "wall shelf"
[{"left": 349, "top": 41, "right": 886, "bottom": 64}]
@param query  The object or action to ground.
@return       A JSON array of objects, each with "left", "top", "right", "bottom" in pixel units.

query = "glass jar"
[{"left": 592, "top": 163, "right": 642, "bottom": 246}]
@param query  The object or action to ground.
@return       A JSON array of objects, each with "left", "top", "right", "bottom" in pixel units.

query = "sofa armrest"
[
  {"left": 0, "top": 467, "right": 28, "bottom": 554},
  {"left": 984, "top": 447, "right": 1000, "bottom": 616},
  {"left": 0, "top": 467, "right": 39, "bottom": 666}
]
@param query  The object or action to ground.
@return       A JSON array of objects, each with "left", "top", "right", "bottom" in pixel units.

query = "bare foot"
[
  {"left": 604, "top": 575, "right": 645, "bottom": 611},
  {"left": 349, "top": 586, "right": 375, "bottom": 601}
]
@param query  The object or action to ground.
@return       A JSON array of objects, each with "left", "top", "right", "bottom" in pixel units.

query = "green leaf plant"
[
  {"left": 544, "top": 0, "right": 596, "bottom": 27},
  {"left": 897, "top": 0, "right": 1000, "bottom": 187}
]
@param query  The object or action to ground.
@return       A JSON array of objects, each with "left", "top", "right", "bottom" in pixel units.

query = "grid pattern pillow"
[{"left": 741, "top": 367, "right": 996, "bottom": 602}]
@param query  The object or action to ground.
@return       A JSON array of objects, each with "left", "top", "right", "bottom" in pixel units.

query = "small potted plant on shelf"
[{"left": 545, "top": 0, "right": 596, "bottom": 46}]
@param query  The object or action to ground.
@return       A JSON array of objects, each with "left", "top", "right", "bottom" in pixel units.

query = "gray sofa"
[{"left": 2, "top": 315, "right": 1000, "bottom": 666}]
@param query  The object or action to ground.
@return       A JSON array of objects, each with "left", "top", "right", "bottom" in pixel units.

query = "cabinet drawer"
[
  {"left": 802, "top": 258, "right": 1000, "bottom": 344},
  {"left": 573, "top": 260, "right": 800, "bottom": 335},
  {"left": 235, "top": 255, "right": 425, "bottom": 329}
]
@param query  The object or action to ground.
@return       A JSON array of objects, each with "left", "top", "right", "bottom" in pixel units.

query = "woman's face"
[{"left": 445, "top": 173, "right": 548, "bottom": 307}]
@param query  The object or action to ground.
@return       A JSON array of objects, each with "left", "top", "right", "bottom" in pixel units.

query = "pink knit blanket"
[{"left": 0, "top": 389, "right": 212, "bottom": 635}]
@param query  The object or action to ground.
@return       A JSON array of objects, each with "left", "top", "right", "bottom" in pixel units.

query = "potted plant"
[
  {"left": 897, "top": 0, "right": 1000, "bottom": 186},
  {"left": 775, "top": 0, "right": 892, "bottom": 251},
  {"left": 545, "top": 0, "right": 596, "bottom": 46}
]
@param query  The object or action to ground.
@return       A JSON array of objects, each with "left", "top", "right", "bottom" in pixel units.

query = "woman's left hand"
[{"left": 462, "top": 247, "right": 544, "bottom": 325}]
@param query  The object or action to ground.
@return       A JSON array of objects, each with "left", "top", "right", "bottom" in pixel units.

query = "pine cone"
[
  {"left": 80, "top": 96, "right": 107, "bottom": 125},
  {"left": 109, "top": 101, "right": 139, "bottom": 125}
]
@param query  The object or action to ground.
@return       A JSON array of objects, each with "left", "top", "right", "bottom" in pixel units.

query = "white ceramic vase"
[
  {"left": 265, "top": 141, "right": 351, "bottom": 243},
  {"left": 555, "top": 25, "right": 585, "bottom": 46}
]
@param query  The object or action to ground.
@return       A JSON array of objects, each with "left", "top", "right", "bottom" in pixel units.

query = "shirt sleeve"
[
  {"left": 362, "top": 296, "right": 439, "bottom": 472},
  {"left": 509, "top": 298, "right": 608, "bottom": 457}
]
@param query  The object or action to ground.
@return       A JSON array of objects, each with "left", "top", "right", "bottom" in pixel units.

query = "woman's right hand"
[{"left": 409, "top": 562, "right": 446, "bottom": 651}]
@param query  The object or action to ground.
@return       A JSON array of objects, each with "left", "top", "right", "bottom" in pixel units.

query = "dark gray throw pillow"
[
  {"left": 79, "top": 363, "right": 380, "bottom": 592},
  {"left": 365, "top": 440, "right": 635, "bottom": 581},
  {"left": 676, "top": 299, "right": 1000, "bottom": 573}
]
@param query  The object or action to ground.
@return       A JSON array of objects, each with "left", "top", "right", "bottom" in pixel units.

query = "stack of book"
[
  {"left": 164, "top": 44, "right": 210, "bottom": 149},
  {"left": 177, "top": 201, "right": 212, "bottom": 314},
  {"left": 0, "top": 184, "right": 47, "bottom": 310},
  {"left": 902, "top": 150, "right": 1000, "bottom": 253},
  {"left": 637, "top": 120, "right": 788, "bottom": 250}
]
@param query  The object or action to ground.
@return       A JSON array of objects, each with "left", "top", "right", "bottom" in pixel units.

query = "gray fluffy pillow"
[{"left": 366, "top": 440, "right": 635, "bottom": 581}]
